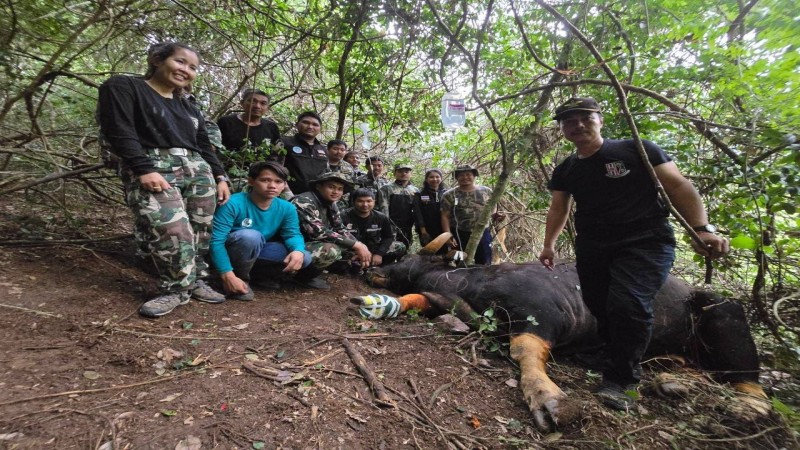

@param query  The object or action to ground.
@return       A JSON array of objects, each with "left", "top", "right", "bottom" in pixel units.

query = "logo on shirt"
[
  {"left": 605, "top": 161, "right": 630, "bottom": 178},
  {"left": 292, "top": 146, "right": 303, "bottom": 154},
  {"left": 241, "top": 218, "right": 253, "bottom": 228},
  {"left": 191, "top": 117, "right": 199, "bottom": 130}
]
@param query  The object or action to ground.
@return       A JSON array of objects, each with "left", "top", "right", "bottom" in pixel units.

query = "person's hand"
[
  {"left": 538, "top": 247, "right": 556, "bottom": 271},
  {"left": 690, "top": 232, "right": 730, "bottom": 259},
  {"left": 283, "top": 250, "right": 306, "bottom": 272},
  {"left": 139, "top": 172, "right": 171, "bottom": 193},
  {"left": 371, "top": 254, "right": 383, "bottom": 267},
  {"left": 220, "top": 272, "right": 248, "bottom": 295},
  {"left": 492, "top": 212, "right": 506, "bottom": 223},
  {"left": 217, "top": 180, "right": 231, "bottom": 205},
  {"left": 419, "top": 230, "right": 431, "bottom": 245},
  {"left": 352, "top": 242, "right": 372, "bottom": 268}
]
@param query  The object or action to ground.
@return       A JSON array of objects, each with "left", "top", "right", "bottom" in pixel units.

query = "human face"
[
  {"left": 394, "top": 168, "right": 411, "bottom": 183},
  {"left": 296, "top": 116, "right": 321, "bottom": 139},
  {"left": 241, "top": 93, "right": 269, "bottom": 119},
  {"left": 327, "top": 144, "right": 347, "bottom": 163},
  {"left": 353, "top": 196, "right": 375, "bottom": 215},
  {"left": 455, "top": 171, "right": 475, "bottom": 188},
  {"left": 344, "top": 153, "right": 359, "bottom": 168},
  {"left": 316, "top": 180, "right": 345, "bottom": 203},
  {"left": 151, "top": 48, "right": 199, "bottom": 91},
  {"left": 248, "top": 168, "right": 285, "bottom": 200},
  {"left": 426, "top": 172, "right": 442, "bottom": 189},
  {"left": 370, "top": 160, "right": 384, "bottom": 178},
  {"left": 559, "top": 111, "right": 604, "bottom": 149}
]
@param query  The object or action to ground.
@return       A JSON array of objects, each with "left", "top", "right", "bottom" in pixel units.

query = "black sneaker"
[
  {"left": 191, "top": 279, "right": 226, "bottom": 304},
  {"left": 139, "top": 292, "right": 190, "bottom": 318},
  {"left": 595, "top": 381, "right": 638, "bottom": 411},
  {"left": 251, "top": 278, "right": 281, "bottom": 290},
  {"left": 297, "top": 276, "right": 330, "bottom": 290}
]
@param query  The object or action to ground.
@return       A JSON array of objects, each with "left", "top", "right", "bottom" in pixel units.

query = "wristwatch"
[
  {"left": 692, "top": 224, "right": 717, "bottom": 233},
  {"left": 216, "top": 175, "right": 230, "bottom": 183}
]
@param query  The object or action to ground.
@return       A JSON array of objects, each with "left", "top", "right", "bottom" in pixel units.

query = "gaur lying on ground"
[{"left": 354, "top": 233, "right": 769, "bottom": 431}]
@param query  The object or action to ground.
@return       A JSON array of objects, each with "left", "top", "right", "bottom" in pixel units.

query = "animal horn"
[{"left": 419, "top": 232, "right": 452, "bottom": 255}]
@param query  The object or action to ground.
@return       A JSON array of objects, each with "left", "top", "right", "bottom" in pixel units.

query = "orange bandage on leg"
[{"left": 398, "top": 294, "right": 432, "bottom": 313}]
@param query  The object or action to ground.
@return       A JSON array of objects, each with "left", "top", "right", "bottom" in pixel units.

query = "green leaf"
[
  {"left": 276, "top": 350, "right": 286, "bottom": 358},
  {"left": 730, "top": 235, "right": 757, "bottom": 250},
  {"left": 252, "top": 442, "right": 266, "bottom": 449},
  {"left": 161, "top": 409, "right": 177, "bottom": 417},
  {"left": 182, "top": 322, "right": 193, "bottom": 330}
]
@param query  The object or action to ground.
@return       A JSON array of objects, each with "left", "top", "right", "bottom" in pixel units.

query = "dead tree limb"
[{"left": 342, "top": 338, "right": 395, "bottom": 406}]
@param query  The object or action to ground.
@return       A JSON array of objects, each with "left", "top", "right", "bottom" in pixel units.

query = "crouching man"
[
  {"left": 209, "top": 161, "right": 313, "bottom": 300},
  {"left": 291, "top": 172, "right": 372, "bottom": 288},
  {"left": 342, "top": 188, "right": 407, "bottom": 267}
]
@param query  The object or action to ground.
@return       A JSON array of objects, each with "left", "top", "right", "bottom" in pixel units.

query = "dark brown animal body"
[{"left": 367, "top": 254, "right": 765, "bottom": 429}]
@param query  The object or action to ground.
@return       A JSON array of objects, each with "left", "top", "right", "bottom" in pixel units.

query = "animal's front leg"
[{"left": 510, "top": 333, "right": 580, "bottom": 431}]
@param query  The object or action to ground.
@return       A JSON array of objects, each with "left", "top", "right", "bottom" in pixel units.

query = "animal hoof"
[{"left": 653, "top": 373, "right": 690, "bottom": 397}]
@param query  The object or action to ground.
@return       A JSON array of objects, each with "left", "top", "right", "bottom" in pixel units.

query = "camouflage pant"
[
  {"left": 305, "top": 241, "right": 348, "bottom": 269},
  {"left": 122, "top": 149, "right": 217, "bottom": 293}
]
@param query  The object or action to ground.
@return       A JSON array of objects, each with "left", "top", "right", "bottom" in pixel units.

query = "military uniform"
[
  {"left": 341, "top": 208, "right": 406, "bottom": 263},
  {"left": 355, "top": 173, "right": 390, "bottom": 198},
  {"left": 442, "top": 185, "right": 494, "bottom": 265},
  {"left": 377, "top": 181, "right": 419, "bottom": 247},
  {"left": 291, "top": 190, "right": 360, "bottom": 269}
]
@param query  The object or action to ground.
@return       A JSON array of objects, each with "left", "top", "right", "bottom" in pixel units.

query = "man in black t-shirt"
[
  {"left": 275, "top": 111, "right": 329, "bottom": 198},
  {"left": 217, "top": 89, "right": 280, "bottom": 157},
  {"left": 538, "top": 97, "right": 730, "bottom": 411},
  {"left": 341, "top": 188, "right": 406, "bottom": 266}
]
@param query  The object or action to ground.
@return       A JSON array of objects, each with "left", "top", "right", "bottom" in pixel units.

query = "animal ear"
[{"left": 419, "top": 232, "right": 452, "bottom": 255}]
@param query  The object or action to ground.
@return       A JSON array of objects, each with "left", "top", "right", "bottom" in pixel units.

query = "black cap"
[{"left": 553, "top": 97, "right": 602, "bottom": 121}]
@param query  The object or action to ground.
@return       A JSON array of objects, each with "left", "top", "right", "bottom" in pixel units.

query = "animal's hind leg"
[{"left": 510, "top": 333, "right": 579, "bottom": 431}]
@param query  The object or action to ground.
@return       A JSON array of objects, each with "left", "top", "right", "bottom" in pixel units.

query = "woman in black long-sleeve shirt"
[
  {"left": 97, "top": 42, "right": 230, "bottom": 318},
  {"left": 413, "top": 168, "right": 447, "bottom": 246}
]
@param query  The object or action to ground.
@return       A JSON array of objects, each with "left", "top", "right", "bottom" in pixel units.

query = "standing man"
[
  {"left": 217, "top": 89, "right": 281, "bottom": 159},
  {"left": 276, "top": 111, "right": 329, "bottom": 197},
  {"left": 342, "top": 188, "right": 407, "bottom": 266},
  {"left": 326, "top": 139, "right": 356, "bottom": 210},
  {"left": 210, "top": 162, "right": 312, "bottom": 300},
  {"left": 344, "top": 151, "right": 365, "bottom": 178},
  {"left": 355, "top": 156, "right": 389, "bottom": 198},
  {"left": 291, "top": 172, "right": 372, "bottom": 287},
  {"left": 538, "top": 97, "right": 729, "bottom": 411},
  {"left": 327, "top": 140, "right": 356, "bottom": 179},
  {"left": 377, "top": 163, "right": 419, "bottom": 247},
  {"left": 441, "top": 165, "right": 500, "bottom": 265}
]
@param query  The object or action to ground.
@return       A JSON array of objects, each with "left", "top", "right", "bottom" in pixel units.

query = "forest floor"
[{"left": 0, "top": 195, "right": 798, "bottom": 450}]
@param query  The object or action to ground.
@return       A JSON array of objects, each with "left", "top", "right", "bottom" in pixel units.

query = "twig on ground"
[
  {"left": 0, "top": 302, "right": 62, "bottom": 318},
  {"left": 342, "top": 338, "right": 395, "bottom": 406}
]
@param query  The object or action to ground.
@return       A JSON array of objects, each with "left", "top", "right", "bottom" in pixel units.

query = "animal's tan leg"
[
  {"left": 731, "top": 382, "right": 771, "bottom": 417},
  {"left": 510, "top": 333, "right": 577, "bottom": 430},
  {"left": 397, "top": 294, "right": 432, "bottom": 313}
]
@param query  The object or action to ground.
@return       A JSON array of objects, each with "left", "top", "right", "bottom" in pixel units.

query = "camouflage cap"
[
  {"left": 553, "top": 97, "right": 602, "bottom": 121},
  {"left": 310, "top": 171, "right": 355, "bottom": 193},
  {"left": 453, "top": 165, "right": 479, "bottom": 178},
  {"left": 394, "top": 163, "right": 413, "bottom": 171}
]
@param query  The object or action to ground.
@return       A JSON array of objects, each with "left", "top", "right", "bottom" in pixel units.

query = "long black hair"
[{"left": 144, "top": 42, "right": 198, "bottom": 79}]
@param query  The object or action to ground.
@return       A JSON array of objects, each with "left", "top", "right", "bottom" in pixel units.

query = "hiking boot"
[
  {"left": 297, "top": 276, "right": 330, "bottom": 290},
  {"left": 139, "top": 292, "right": 189, "bottom": 318},
  {"left": 227, "top": 283, "right": 254, "bottom": 301},
  {"left": 191, "top": 279, "right": 226, "bottom": 304},
  {"left": 595, "top": 381, "right": 639, "bottom": 411}
]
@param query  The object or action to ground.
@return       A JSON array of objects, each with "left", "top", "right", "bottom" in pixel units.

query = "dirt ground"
[{"left": 0, "top": 199, "right": 797, "bottom": 449}]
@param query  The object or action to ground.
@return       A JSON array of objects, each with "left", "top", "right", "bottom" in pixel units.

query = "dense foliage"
[{"left": 1, "top": 0, "right": 798, "bottom": 354}]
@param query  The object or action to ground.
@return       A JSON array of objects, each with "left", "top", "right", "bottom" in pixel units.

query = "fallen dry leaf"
[
  {"left": 175, "top": 435, "right": 201, "bottom": 450},
  {"left": 159, "top": 393, "right": 183, "bottom": 402},
  {"left": 83, "top": 370, "right": 100, "bottom": 380},
  {"left": 468, "top": 415, "right": 481, "bottom": 429}
]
